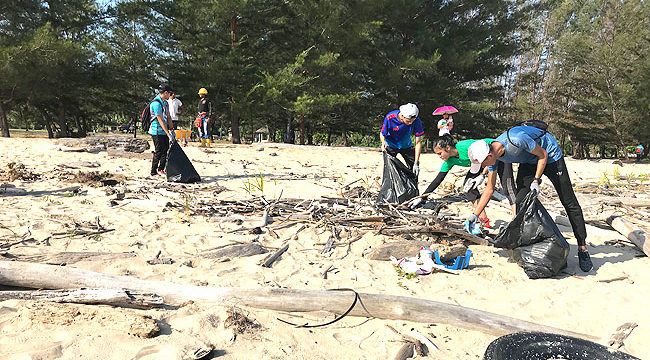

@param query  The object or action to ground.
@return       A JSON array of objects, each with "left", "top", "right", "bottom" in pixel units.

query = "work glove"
[
  {"left": 530, "top": 180, "right": 540, "bottom": 194},
  {"left": 167, "top": 131, "right": 176, "bottom": 143},
  {"left": 462, "top": 174, "right": 485, "bottom": 192},
  {"left": 464, "top": 213, "right": 482, "bottom": 235},
  {"left": 412, "top": 162, "right": 420, "bottom": 177},
  {"left": 406, "top": 196, "right": 424, "bottom": 209}
]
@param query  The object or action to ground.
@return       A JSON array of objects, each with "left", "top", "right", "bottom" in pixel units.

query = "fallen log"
[
  {"left": 0, "top": 261, "right": 596, "bottom": 341},
  {"left": 606, "top": 216, "right": 649, "bottom": 257},
  {"left": 0, "top": 288, "right": 163, "bottom": 309},
  {"left": 0, "top": 251, "right": 136, "bottom": 265}
]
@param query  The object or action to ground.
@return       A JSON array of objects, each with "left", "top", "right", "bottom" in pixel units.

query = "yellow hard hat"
[{"left": 198, "top": 88, "right": 208, "bottom": 95}]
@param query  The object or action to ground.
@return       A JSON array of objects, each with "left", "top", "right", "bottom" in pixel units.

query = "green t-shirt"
[{"left": 440, "top": 139, "right": 495, "bottom": 172}]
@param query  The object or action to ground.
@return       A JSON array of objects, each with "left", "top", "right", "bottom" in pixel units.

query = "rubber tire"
[{"left": 484, "top": 332, "right": 640, "bottom": 360}]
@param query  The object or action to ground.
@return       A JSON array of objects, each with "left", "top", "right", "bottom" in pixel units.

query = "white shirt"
[
  {"left": 168, "top": 98, "right": 183, "bottom": 120},
  {"left": 438, "top": 118, "right": 453, "bottom": 136}
]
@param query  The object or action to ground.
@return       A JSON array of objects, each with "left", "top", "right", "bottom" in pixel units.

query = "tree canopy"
[{"left": 1, "top": 0, "right": 648, "bottom": 156}]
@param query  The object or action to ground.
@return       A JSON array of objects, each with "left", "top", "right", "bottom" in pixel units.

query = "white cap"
[
  {"left": 468, "top": 141, "right": 490, "bottom": 173},
  {"left": 399, "top": 103, "right": 419, "bottom": 119}
]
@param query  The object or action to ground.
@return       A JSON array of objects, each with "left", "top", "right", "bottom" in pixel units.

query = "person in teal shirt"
[{"left": 409, "top": 135, "right": 516, "bottom": 228}]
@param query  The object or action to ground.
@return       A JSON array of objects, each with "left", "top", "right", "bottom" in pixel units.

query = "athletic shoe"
[
  {"left": 578, "top": 250, "right": 593, "bottom": 272},
  {"left": 157, "top": 170, "right": 165, "bottom": 176},
  {"left": 479, "top": 217, "right": 491, "bottom": 229}
]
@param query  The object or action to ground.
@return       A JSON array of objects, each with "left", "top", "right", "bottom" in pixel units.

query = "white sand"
[{"left": 0, "top": 136, "right": 648, "bottom": 359}]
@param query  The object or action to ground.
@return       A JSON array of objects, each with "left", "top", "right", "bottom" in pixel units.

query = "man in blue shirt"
[
  {"left": 380, "top": 103, "right": 424, "bottom": 176},
  {"left": 466, "top": 125, "right": 593, "bottom": 272},
  {"left": 149, "top": 84, "right": 174, "bottom": 177}
]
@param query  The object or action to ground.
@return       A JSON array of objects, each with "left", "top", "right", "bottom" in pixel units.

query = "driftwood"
[
  {"left": 0, "top": 288, "right": 163, "bottom": 309},
  {"left": 261, "top": 243, "right": 289, "bottom": 268},
  {"left": 607, "top": 322, "right": 638, "bottom": 349},
  {"left": 202, "top": 243, "right": 268, "bottom": 259},
  {"left": 594, "top": 196, "right": 650, "bottom": 208},
  {"left": 607, "top": 215, "right": 649, "bottom": 257},
  {"left": 378, "top": 224, "right": 488, "bottom": 246},
  {"left": 0, "top": 251, "right": 136, "bottom": 265},
  {"left": 0, "top": 261, "right": 597, "bottom": 341}
]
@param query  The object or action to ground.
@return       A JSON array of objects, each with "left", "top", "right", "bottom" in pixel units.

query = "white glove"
[
  {"left": 412, "top": 162, "right": 420, "bottom": 177},
  {"left": 407, "top": 197, "right": 424, "bottom": 209},
  {"left": 467, "top": 213, "right": 479, "bottom": 224},
  {"left": 167, "top": 131, "right": 176, "bottom": 143},
  {"left": 463, "top": 174, "right": 485, "bottom": 192},
  {"left": 530, "top": 180, "right": 540, "bottom": 194}
]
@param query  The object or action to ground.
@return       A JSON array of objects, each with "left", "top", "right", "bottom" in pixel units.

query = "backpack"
[{"left": 140, "top": 98, "right": 164, "bottom": 132}]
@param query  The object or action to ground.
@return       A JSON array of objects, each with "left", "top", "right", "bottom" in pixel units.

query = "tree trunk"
[
  {"left": 230, "top": 97, "right": 241, "bottom": 144},
  {"left": 299, "top": 117, "right": 305, "bottom": 145},
  {"left": 0, "top": 102, "right": 10, "bottom": 137},
  {"left": 342, "top": 130, "right": 348, "bottom": 147},
  {"left": 584, "top": 144, "right": 591, "bottom": 159},
  {"left": 56, "top": 100, "right": 69, "bottom": 138},
  {"left": 327, "top": 128, "right": 332, "bottom": 146},
  {"left": 0, "top": 261, "right": 598, "bottom": 342},
  {"left": 285, "top": 115, "right": 292, "bottom": 144}
]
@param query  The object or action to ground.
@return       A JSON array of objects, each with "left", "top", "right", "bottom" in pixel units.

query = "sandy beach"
[{"left": 1, "top": 136, "right": 648, "bottom": 359}]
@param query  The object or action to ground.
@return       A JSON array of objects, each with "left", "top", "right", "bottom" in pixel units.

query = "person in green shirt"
[{"left": 409, "top": 135, "right": 516, "bottom": 228}]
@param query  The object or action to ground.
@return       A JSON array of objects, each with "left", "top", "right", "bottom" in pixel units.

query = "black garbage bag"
[
  {"left": 492, "top": 190, "right": 569, "bottom": 279},
  {"left": 165, "top": 141, "right": 201, "bottom": 183},
  {"left": 376, "top": 151, "right": 418, "bottom": 205}
]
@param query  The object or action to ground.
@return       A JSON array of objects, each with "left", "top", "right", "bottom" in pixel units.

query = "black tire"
[{"left": 484, "top": 332, "right": 640, "bottom": 360}]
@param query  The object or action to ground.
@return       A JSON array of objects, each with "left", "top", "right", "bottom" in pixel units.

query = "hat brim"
[{"left": 469, "top": 162, "right": 482, "bottom": 174}]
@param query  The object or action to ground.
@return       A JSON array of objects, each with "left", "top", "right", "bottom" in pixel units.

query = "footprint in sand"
[{"left": 0, "top": 330, "right": 72, "bottom": 358}]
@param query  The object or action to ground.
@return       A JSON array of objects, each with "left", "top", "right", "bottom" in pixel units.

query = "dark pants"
[
  {"left": 385, "top": 146, "right": 416, "bottom": 170},
  {"left": 516, "top": 158, "right": 587, "bottom": 246},
  {"left": 637, "top": 153, "right": 642, "bottom": 162},
  {"left": 151, "top": 135, "right": 169, "bottom": 175},
  {"left": 496, "top": 162, "right": 516, "bottom": 205}
]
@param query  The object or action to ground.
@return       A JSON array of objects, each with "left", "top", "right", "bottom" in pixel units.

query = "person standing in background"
[
  {"left": 437, "top": 113, "right": 454, "bottom": 137},
  {"left": 168, "top": 91, "right": 183, "bottom": 130},
  {"left": 636, "top": 144, "right": 645, "bottom": 162},
  {"left": 196, "top": 87, "right": 212, "bottom": 147},
  {"left": 149, "top": 84, "right": 175, "bottom": 176}
]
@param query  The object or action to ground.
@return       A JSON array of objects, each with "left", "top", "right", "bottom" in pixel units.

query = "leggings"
[{"left": 515, "top": 158, "right": 587, "bottom": 246}]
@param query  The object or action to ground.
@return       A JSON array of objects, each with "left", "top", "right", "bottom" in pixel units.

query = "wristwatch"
[{"left": 534, "top": 177, "right": 543, "bottom": 184}]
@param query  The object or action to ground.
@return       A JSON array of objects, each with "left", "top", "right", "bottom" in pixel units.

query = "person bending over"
[
  {"left": 466, "top": 125, "right": 593, "bottom": 272},
  {"left": 409, "top": 135, "right": 516, "bottom": 228},
  {"left": 379, "top": 103, "right": 424, "bottom": 177}
]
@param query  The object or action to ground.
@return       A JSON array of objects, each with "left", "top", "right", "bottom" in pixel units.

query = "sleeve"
[
  {"left": 423, "top": 171, "right": 448, "bottom": 194},
  {"left": 413, "top": 117, "right": 424, "bottom": 136},
  {"left": 439, "top": 159, "right": 454, "bottom": 173},
  {"left": 178, "top": 99, "right": 183, "bottom": 107},
  {"left": 438, "top": 119, "right": 445, "bottom": 127},
  {"left": 150, "top": 100, "right": 163, "bottom": 116},
  {"left": 380, "top": 116, "right": 389, "bottom": 136}
]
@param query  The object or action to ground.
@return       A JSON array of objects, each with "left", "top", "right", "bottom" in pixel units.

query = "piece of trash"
[
  {"left": 433, "top": 249, "right": 472, "bottom": 270},
  {"left": 464, "top": 220, "right": 483, "bottom": 235},
  {"left": 115, "top": 165, "right": 125, "bottom": 172},
  {"left": 257, "top": 148, "right": 264, "bottom": 152},
  {"left": 269, "top": 152, "right": 277, "bottom": 156}
]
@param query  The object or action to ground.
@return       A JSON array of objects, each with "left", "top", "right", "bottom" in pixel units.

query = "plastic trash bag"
[
  {"left": 492, "top": 190, "right": 569, "bottom": 279},
  {"left": 376, "top": 151, "right": 418, "bottom": 205},
  {"left": 165, "top": 141, "right": 201, "bottom": 183}
]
